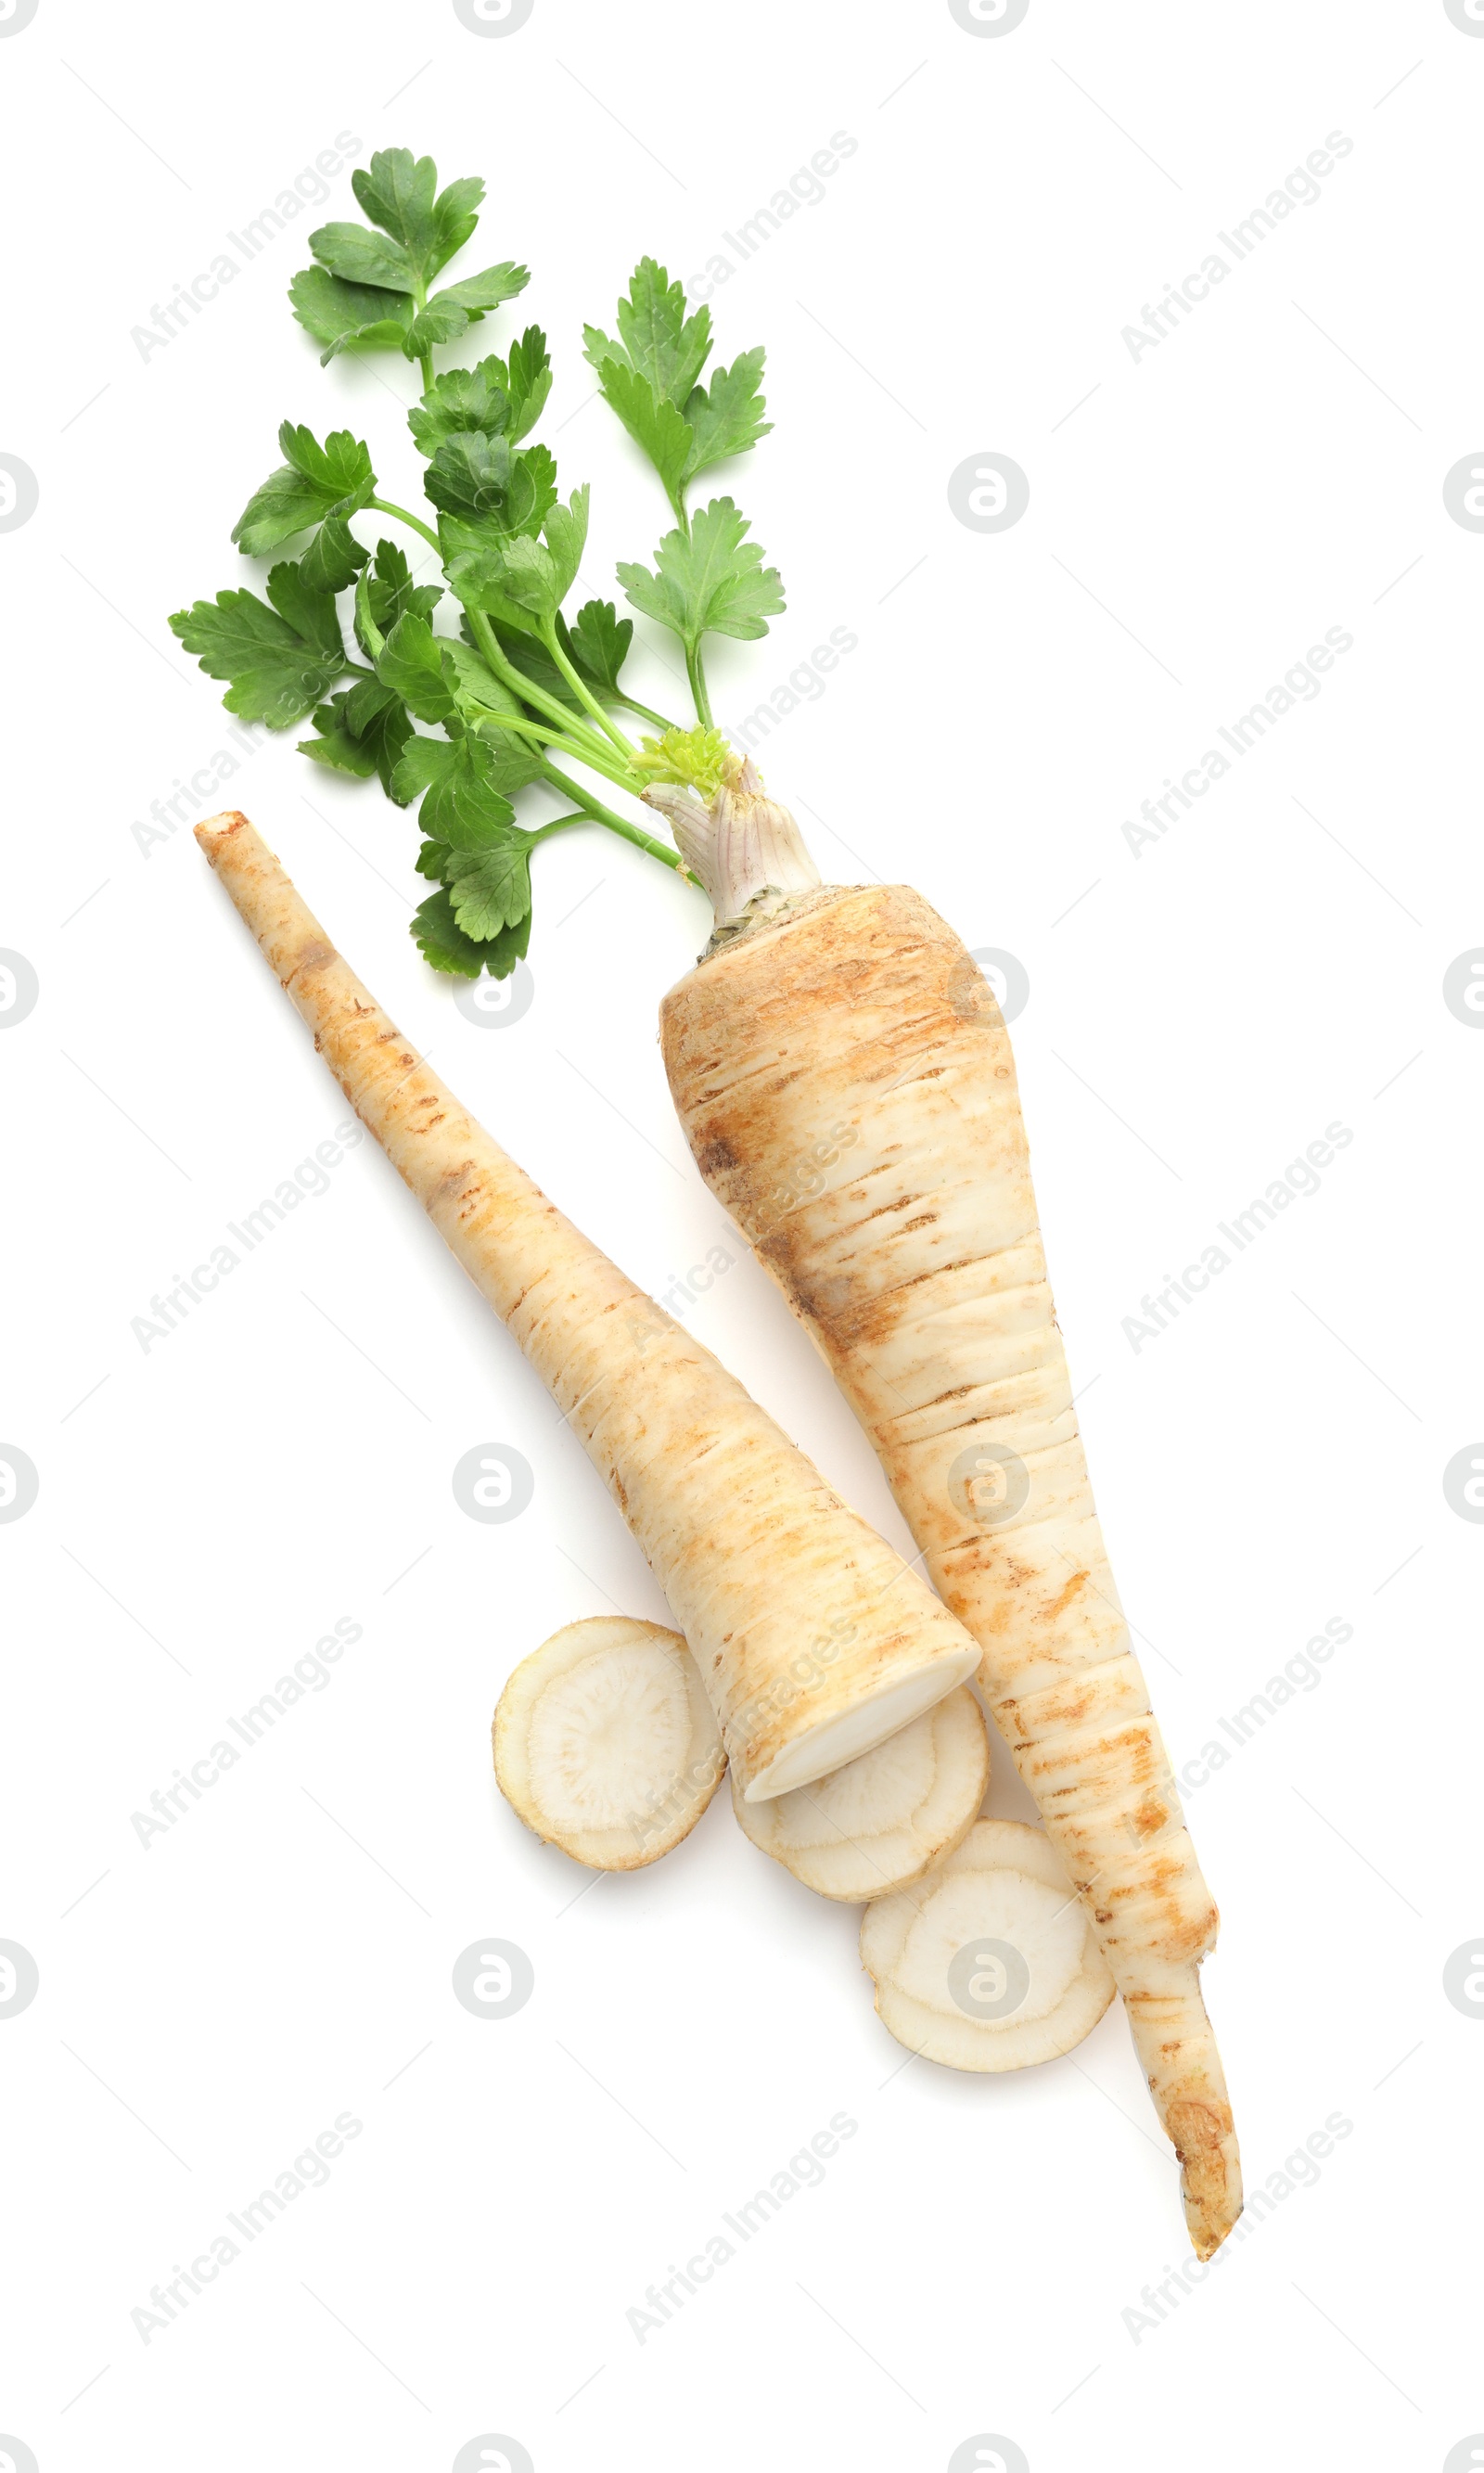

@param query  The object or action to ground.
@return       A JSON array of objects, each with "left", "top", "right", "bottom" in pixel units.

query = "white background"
[{"left": 2, "top": 2, "right": 1481, "bottom": 2467}]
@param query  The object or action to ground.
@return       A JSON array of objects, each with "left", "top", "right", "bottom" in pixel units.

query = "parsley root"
[
  {"left": 660, "top": 884, "right": 1242, "bottom": 2257},
  {"left": 195, "top": 813, "right": 979, "bottom": 1800}
]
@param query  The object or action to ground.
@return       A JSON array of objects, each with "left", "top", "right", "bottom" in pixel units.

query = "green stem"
[
  {"left": 685, "top": 641, "right": 713, "bottom": 729},
  {"left": 617, "top": 692, "right": 682, "bottom": 735},
  {"left": 368, "top": 494, "right": 441, "bottom": 552},
  {"left": 541, "top": 619, "right": 636, "bottom": 761},
  {"left": 475, "top": 713, "right": 637, "bottom": 789},
  {"left": 527, "top": 813, "right": 590, "bottom": 844},
  {"left": 540, "top": 762, "right": 687, "bottom": 875},
  {"left": 462, "top": 607, "right": 622, "bottom": 768}
]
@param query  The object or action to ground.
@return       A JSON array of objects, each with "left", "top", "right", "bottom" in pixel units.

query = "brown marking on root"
[
  {"left": 696, "top": 1137, "right": 736, "bottom": 1178},
  {"left": 1045, "top": 1568, "right": 1090, "bottom": 1620}
]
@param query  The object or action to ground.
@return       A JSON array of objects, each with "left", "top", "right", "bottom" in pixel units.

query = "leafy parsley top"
[{"left": 171, "top": 147, "right": 786, "bottom": 979}]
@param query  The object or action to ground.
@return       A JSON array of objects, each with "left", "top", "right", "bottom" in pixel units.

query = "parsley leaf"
[
  {"left": 301, "top": 683, "right": 414, "bottom": 798},
  {"left": 423, "top": 429, "right": 513, "bottom": 519},
  {"left": 360, "top": 539, "right": 441, "bottom": 647},
  {"left": 595, "top": 362, "right": 693, "bottom": 506},
  {"left": 232, "top": 423, "right": 375, "bottom": 557},
  {"left": 412, "top": 889, "right": 488, "bottom": 977},
  {"left": 434, "top": 263, "right": 529, "bottom": 316},
  {"left": 299, "top": 515, "right": 369, "bottom": 596},
  {"left": 376, "top": 612, "right": 456, "bottom": 723},
  {"left": 288, "top": 266, "right": 414, "bottom": 364},
  {"left": 170, "top": 584, "right": 348, "bottom": 728},
  {"left": 407, "top": 361, "right": 512, "bottom": 455},
  {"left": 309, "top": 222, "right": 420, "bottom": 295},
  {"left": 684, "top": 347, "right": 771, "bottom": 477},
  {"left": 617, "top": 497, "right": 784, "bottom": 654},
  {"left": 496, "top": 327, "right": 553, "bottom": 442},
  {"left": 445, "top": 835, "right": 531, "bottom": 940},
  {"left": 351, "top": 150, "right": 486, "bottom": 282},
  {"left": 390, "top": 731, "right": 515, "bottom": 844},
  {"left": 565, "top": 599, "right": 633, "bottom": 695},
  {"left": 583, "top": 258, "right": 711, "bottom": 404}
]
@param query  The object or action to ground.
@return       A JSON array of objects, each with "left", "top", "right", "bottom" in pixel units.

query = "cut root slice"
[
  {"left": 732, "top": 1685, "right": 989, "bottom": 1902},
  {"left": 860, "top": 1818, "right": 1116, "bottom": 2070},
  {"left": 493, "top": 1619, "right": 723, "bottom": 1870}
]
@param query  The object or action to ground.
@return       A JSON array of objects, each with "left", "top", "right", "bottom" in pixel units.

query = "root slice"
[
  {"left": 733, "top": 1685, "right": 989, "bottom": 1902},
  {"left": 860, "top": 1818, "right": 1116, "bottom": 2071},
  {"left": 494, "top": 1619, "right": 723, "bottom": 1870}
]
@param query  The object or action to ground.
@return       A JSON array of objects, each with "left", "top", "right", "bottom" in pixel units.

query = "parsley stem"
[
  {"left": 475, "top": 712, "right": 635, "bottom": 788},
  {"left": 462, "top": 605, "right": 621, "bottom": 770},
  {"left": 617, "top": 692, "right": 681, "bottom": 734},
  {"left": 368, "top": 494, "right": 441, "bottom": 552},
  {"left": 527, "top": 812, "right": 591, "bottom": 844},
  {"left": 685, "top": 642, "right": 714, "bottom": 728},
  {"left": 539, "top": 619, "right": 636, "bottom": 762},
  {"left": 540, "top": 762, "right": 687, "bottom": 874}
]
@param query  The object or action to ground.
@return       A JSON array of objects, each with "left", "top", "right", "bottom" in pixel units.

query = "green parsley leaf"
[
  {"left": 376, "top": 611, "right": 455, "bottom": 723},
  {"left": 402, "top": 298, "right": 475, "bottom": 358},
  {"left": 407, "top": 361, "right": 513, "bottom": 455},
  {"left": 423, "top": 430, "right": 513, "bottom": 519},
  {"left": 299, "top": 515, "right": 369, "bottom": 596},
  {"left": 411, "top": 888, "right": 487, "bottom": 977},
  {"left": 263, "top": 559, "right": 344, "bottom": 660},
  {"left": 595, "top": 361, "right": 693, "bottom": 506},
  {"left": 445, "top": 835, "right": 531, "bottom": 940},
  {"left": 325, "top": 680, "right": 415, "bottom": 798},
  {"left": 616, "top": 496, "right": 784, "bottom": 654},
  {"left": 350, "top": 149, "right": 441, "bottom": 256},
  {"left": 415, "top": 838, "right": 451, "bottom": 881},
  {"left": 288, "top": 266, "right": 413, "bottom": 364},
  {"left": 426, "top": 175, "right": 487, "bottom": 279},
  {"left": 231, "top": 423, "right": 375, "bottom": 557},
  {"left": 432, "top": 263, "right": 529, "bottom": 317},
  {"left": 309, "top": 220, "right": 419, "bottom": 295},
  {"left": 298, "top": 694, "right": 379, "bottom": 781},
  {"left": 684, "top": 347, "right": 771, "bottom": 477},
  {"left": 497, "top": 327, "right": 553, "bottom": 442},
  {"left": 583, "top": 259, "right": 711, "bottom": 403},
  {"left": 362, "top": 538, "right": 441, "bottom": 641},
  {"left": 565, "top": 599, "right": 633, "bottom": 695},
  {"left": 169, "top": 587, "right": 348, "bottom": 729},
  {"left": 391, "top": 731, "right": 517, "bottom": 845}
]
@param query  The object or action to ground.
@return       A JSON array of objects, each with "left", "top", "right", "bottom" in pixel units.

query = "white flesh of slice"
[
  {"left": 860, "top": 1818, "right": 1117, "bottom": 2070},
  {"left": 732, "top": 1685, "right": 989, "bottom": 1902},
  {"left": 493, "top": 1618, "right": 723, "bottom": 1870}
]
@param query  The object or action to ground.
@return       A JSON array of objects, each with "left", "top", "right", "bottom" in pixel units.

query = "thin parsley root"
[{"left": 195, "top": 813, "right": 979, "bottom": 1800}]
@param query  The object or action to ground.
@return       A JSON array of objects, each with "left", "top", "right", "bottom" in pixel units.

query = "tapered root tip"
[
  {"left": 195, "top": 810, "right": 251, "bottom": 862},
  {"left": 1169, "top": 2095, "right": 1244, "bottom": 2260}
]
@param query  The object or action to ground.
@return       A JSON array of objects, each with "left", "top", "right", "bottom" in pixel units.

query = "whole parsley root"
[{"left": 195, "top": 812, "right": 980, "bottom": 1801}]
